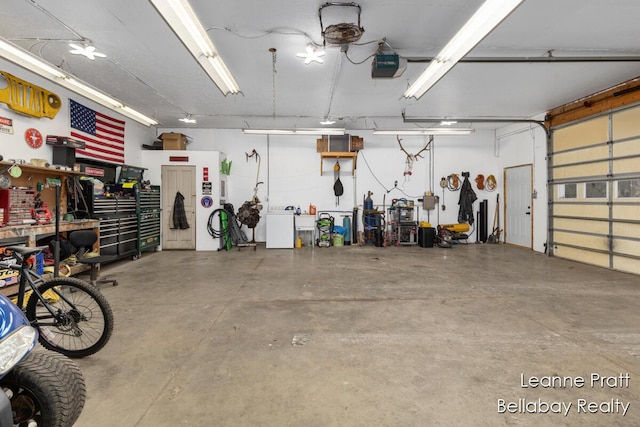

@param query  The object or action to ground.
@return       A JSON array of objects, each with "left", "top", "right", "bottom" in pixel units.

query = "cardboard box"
[
  {"left": 316, "top": 137, "right": 328, "bottom": 153},
  {"left": 350, "top": 136, "right": 364, "bottom": 151},
  {"left": 159, "top": 132, "right": 188, "bottom": 150}
]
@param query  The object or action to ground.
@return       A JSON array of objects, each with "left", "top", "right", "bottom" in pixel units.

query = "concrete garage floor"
[{"left": 72, "top": 244, "right": 640, "bottom": 426}]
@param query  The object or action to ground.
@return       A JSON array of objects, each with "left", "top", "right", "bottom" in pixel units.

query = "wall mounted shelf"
[{"left": 320, "top": 152, "right": 358, "bottom": 175}]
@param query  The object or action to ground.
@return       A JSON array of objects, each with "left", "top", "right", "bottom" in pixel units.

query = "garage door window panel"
[
  {"left": 557, "top": 183, "right": 578, "bottom": 199},
  {"left": 585, "top": 182, "right": 608, "bottom": 199},
  {"left": 616, "top": 179, "right": 640, "bottom": 199}
]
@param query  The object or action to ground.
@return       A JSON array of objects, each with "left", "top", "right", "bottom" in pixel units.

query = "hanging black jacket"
[
  {"left": 458, "top": 176, "right": 477, "bottom": 225},
  {"left": 172, "top": 191, "right": 190, "bottom": 229}
]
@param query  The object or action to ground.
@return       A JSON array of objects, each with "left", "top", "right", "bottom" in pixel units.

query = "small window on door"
[
  {"left": 616, "top": 179, "right": 640, "bottom": 198},
  {"left": 558, "top": 183, "right": 577, "bottom": 199},
  {"left": 585, "top": 181, "right": 607, "bottom": 199}
]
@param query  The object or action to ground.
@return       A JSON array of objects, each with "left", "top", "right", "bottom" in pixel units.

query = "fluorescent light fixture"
[
  {"left": 0, "top": 39, "right": 66, "bottom": 79},
  {"left": 64, "top": 78, "right": 157, "bottom": 125},
  {"left": 150, "top": 0, "right": 240, "bottom": 95},
  {"left": 320, "top": 119, "right": 336, "bottom": 125},
  {"left": 403, "top": 0, "right": 524, "bottom": 99},
  {"left": 373, "top": 129, "right": 474, "bottom": 135},
  {"left": 179, "top": 115, "right": 197, "bottom": 123},
  {"left": 0, "top": 37, "right": 158, "bottom": 126},
  {"left": 121, "top": 106, "right": 159, "bottom": 125},
  {"left": 440, "top": 120, "right": 458, "bottom": 126},
  {"left": 243, "top": 128, "right": 345, "bottom": 135},
  {"left": 64, "top": 78, "right": 122, "bottom": 108}
]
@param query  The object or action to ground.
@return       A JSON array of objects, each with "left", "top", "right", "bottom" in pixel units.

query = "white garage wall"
[
  {"left": 0, "top": 61, "right": 549, "bottom": 253},
  {"left": 155, "top": 128, "right": 502, "bottom": 244},
  {"left": 495, "top": 122, "right": 549, "bottom": 253}
]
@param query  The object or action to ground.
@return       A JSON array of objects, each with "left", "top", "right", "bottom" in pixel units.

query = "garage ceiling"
[{"left": 2, "top": 0, "right": 640, "bottom": 131}]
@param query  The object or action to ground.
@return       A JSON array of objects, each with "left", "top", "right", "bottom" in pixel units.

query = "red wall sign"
[
  {"left": 169, "top": 156, "right": 189, "bottom": 162},
  {"left": 84, "top": 167, "right": 105, "bottom": 177},
  {"left": 25, "top": 128, "right": 43, "bottom": 148}
]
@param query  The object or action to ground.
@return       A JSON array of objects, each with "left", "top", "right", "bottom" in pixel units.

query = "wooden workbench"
[
  {"left": 0, "top": 219, "right": 100, "bottom": 246},
  {"left": 0, "top": 219, "right": 100, "bottom": 296}
]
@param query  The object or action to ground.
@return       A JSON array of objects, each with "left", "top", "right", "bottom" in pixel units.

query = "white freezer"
[{"left": 266, "top": 211, "right": 294, "bottom": 248}]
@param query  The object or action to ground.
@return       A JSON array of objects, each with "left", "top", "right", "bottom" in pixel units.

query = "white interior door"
[
  {"left": 161, "top": 165, "right": 196, "bottom": 249},
  {"left": 505, "top": 164, "right": 533, "bottom": 248}
]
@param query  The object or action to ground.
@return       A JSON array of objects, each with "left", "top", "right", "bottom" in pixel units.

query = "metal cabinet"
[
  {"left": 72, "top": 180, "right": 161, "bottom": 259},
  {"left": 93, "top": 194, "right": 138, "bottom": 259},
  {"left": 137, "top": 185, "right": 160, "bottom": 253},
  {"left": 0, "top": 188, "right": 36, "bottom": 225}
]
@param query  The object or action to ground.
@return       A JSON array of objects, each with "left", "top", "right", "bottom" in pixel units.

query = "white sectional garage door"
[{"left": 550, "top": 104, "right": 640, "bottom": 274}]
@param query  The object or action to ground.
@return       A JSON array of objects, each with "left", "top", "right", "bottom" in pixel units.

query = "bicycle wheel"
[{"left": 25, "top": 277, "right": 114, "bottom": 358}]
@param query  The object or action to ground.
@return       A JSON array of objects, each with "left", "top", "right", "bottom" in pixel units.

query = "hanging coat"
[
  {"left": 458, "top": 176, "right": 477, "bottom": 225},
  {"left": 171, "top": 191, "right": 190, "bottom": 229}
]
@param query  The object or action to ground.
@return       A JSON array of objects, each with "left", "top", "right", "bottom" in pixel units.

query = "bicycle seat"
[{"left": 5, "top": 245, "right": 48, "bottom": 258}]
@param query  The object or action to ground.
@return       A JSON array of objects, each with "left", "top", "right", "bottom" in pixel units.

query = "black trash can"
[{"left": 419, "top": 227, "right": 436, "bottom": 248}]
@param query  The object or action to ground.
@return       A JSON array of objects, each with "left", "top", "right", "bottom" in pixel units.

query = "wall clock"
[{"left": 25, "top": 128, "right": 43, "bottom": 148}]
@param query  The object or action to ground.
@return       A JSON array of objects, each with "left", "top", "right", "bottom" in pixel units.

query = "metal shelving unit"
[{"left": 387, "top": 205, "right": 418, "bottom": 246}]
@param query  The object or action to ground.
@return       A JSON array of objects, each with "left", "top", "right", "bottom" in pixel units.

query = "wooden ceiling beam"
[{"left": 545, "top": 75, "right": 640, "bottom": 129}]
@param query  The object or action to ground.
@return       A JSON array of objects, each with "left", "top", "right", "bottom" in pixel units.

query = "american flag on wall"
[{"left": 70, "top": 99, "right": 125, "bottom": 163}]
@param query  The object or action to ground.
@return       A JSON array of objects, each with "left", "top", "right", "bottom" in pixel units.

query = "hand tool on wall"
[{"left": 487, "top": 193, "right": 502, "bottom": 243}]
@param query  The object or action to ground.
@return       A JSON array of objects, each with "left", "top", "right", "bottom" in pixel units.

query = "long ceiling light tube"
[
  {"left": 243, "top": 128, "right": 345, "bottom": 135},
  {"left": 403, "top": 0, "right": 524, "bottom": 99},
  {"left": 0, "top": 38, "right": 158, "bottom": 126},
  {"left": 373, "top": 129, "right": 474, "bottom": 136},
  {"left": 64, "top": 78, "right": 123, "bottom": 108},
  {"left": 121, "top": 106, "right": 159, "bottom": 125},
  {"left": 150, "top": 0, "right": 240, "bottom": 95},
  {"left": 0, "top": 39, "right": 66, "bottom": 79}
]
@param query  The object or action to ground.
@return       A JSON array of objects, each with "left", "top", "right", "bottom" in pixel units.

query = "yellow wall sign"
[{"left": 0, "top": 70, "right": 61, "bottom": 119}]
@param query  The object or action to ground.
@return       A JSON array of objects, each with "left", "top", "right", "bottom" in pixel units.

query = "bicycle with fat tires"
[{"left": 0, "top": 245, "right": 114, "bottom": 358}]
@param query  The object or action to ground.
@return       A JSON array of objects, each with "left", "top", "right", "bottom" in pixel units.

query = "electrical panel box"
[{"left": 423, "top": 195, "right": 437, "bottom": 210}]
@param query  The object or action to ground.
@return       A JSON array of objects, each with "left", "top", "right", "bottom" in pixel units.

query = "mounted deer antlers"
[
  {"left": 397, "top": 135, "right": 432, "bottom": 159},
  {"left": 397, "top": 135, "right": 433, "bottom": 176}
]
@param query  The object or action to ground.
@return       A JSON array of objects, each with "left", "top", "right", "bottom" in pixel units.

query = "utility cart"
[{"left": 387, "top": 200, "right": 418, "bottom": 246}]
